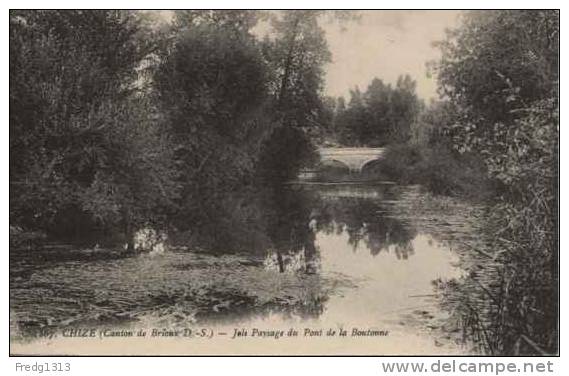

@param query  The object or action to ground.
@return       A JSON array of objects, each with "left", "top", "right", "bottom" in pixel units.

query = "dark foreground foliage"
[
  {"left": 10, "top": 10, "right": 332, "bottom": 246},
  {"left": 430, "top": 11, "right": 559, "bottom": 355}
]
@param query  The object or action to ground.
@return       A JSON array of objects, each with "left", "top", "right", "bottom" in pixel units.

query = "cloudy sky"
[{"left": 321, "top": 10, "right": 462, "bottom": 101}]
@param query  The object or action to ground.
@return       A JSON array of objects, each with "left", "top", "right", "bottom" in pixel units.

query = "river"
[{"left": 10, "top": 183, "right": 486, "bottom": 355}]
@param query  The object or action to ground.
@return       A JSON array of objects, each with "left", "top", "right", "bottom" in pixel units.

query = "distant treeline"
[{"left": 317, "top": 75, "right": 423, "bottom": 147}]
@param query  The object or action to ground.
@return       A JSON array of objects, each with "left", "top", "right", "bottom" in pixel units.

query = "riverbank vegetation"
[
  {"left": 327, "top": 10, "right": 558, "bottom": 355},
  {"left": 10, "top": 10, "right": 339, "bottom": 250},
  {"left": 432, "top": 10, "right": 559, "bottom": 355},
  {"left": 316, "top": 10, "right": 558, "bottom": 355},
  {"left": 9, "top": 10, "right": 558, "bottom": 355}
]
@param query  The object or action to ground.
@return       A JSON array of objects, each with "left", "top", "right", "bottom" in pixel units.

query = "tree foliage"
[
  {"left": 263, "top": 11, "right": 331, "bottom": 127},
  {"left": 154, "top": 11, "right": 274, "bottom": 231},
  {"left": 335, "top": 75, "right": 422, "bottom": 146},
  {"left": 433, "top": 10, "right": 559, "bottom": 355},
  {"left": 434, "top": 10, "right": 558, "bottom": 137},
  {"left": 10, "top": 10, "right": 178, "bottom": 240}
]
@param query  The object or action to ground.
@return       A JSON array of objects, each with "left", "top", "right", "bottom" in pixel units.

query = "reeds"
[{"left": 437, "top": 177, "right": 557, "bottom": 355}]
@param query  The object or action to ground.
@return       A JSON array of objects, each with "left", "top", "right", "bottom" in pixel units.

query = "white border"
[{"left": 2, "top": 2, "right": 565, "bottom": 375}]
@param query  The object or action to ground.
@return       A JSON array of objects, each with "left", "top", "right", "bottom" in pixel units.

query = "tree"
[
  {"left": 10, "top": 10, "right": 177, "bottom": 245},
  {"left": 264, "top": 11, "right": 331, "bottom": 128},
  {"left": 434, "top": 10, "right": 558, "bottom": 192},
  {"left": 410, "top": 100, "right": 457, "bottom": 146},
  {"left": 173, "top": 10, "right": 261, "bottom": 37},
  {"left": 434, "top": 10, "right": 559, "bottom": 355},
  {"left": 154, "top": 11, "right": 272, "bottom": 230},
  {"left": 337, "top": 87, "right": 368, "bottom": 146},
  {"left": 435, "top": 10, "right": 559, "bottom": 141},
  {"left": 256, "top": 11, "right": 350, "bottom": 183},
  {"left": 389, "top": 75, "right": 422, "bottom": 142},
  {"left": 335, "top": 75, "right": 422, "bottom": 146},
  {"left": 363, "top": 78, "right": 391, "bottom": 144}
]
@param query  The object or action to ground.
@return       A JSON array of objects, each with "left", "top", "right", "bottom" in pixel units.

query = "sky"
[
  {"left": 321, "top": 10, "right": 462, "bottom": 101},
  {"left": 153, "top": 10, "right": 463, "bottom": 102}
]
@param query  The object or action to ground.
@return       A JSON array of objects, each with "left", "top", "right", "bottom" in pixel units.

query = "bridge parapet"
[{"left": 318, "top": 147, "right": 385, "bottom": 173}]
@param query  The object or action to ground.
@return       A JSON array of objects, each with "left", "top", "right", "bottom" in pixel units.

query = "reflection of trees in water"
[
  {"left": 256, "top": 187, "right": 325, "bottom": 318},
  {"left": 170, "top": 185, "right": 325, "bottom": 318},
  {"left": 184, "top": 185, "right": 420, "bottom": 321},
  {"left": 229, "top": 187, "right": 419, "bottom": 265},
  {"left": 188, "top": 185, "right": 420, "bottom": 266},
  {"left": 261, "top": 187, "right": 321, "bottom": 274},
  {"left": 314, "top": 197, "right": 417, "bottom": 259},
  {"left": 185, "top": 186, "right": 322, "bottom": 274}
]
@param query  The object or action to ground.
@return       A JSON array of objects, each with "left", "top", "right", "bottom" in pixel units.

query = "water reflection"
[
  {"left": 314, "top": 196, "right": 417, "bottom": 259},
  {"left": 259, "top": 187, "right": 321, "bottom": 274},
  {"left": 259, "top": 184, "right": 419, "bottom": 272},
  {"left": 11, "top": 182, "right": 470, "bottom": 354}
]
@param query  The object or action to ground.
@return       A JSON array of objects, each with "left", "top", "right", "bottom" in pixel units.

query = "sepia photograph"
[{"left": 9, "top": 9, "right": 559, "bottom": 356}]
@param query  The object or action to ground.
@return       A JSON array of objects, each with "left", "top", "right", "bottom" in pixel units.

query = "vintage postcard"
[{"left": 9, "top": 9, "right": 559, "bottom": 356}]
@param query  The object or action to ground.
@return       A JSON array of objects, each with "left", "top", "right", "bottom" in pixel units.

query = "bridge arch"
[
  {"left": 318, "top": 159, "right": 351, "bottom": 172},
  {"left": 310, "top": 147, "right": 386, "bottom": 174},
  {"left": 360, "top": 158, "right": 384, "bottom": 174}
]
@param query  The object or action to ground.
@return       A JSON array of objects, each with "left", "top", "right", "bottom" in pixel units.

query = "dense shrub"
[
  {"left": 432, "top": 10, "right": 558, "bottom": 355},
  {"left": 9, "top": 11, "right": 178, "bottom": 246},
  {"left": 369, "top": 143, "right": 493, "bottom": 198}
]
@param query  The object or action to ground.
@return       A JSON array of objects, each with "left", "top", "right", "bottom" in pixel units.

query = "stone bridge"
[{"left": 318, "top": 147, "right": 385, "bottom": 173}]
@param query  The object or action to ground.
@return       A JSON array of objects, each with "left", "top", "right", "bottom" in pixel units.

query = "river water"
[{"left": 10, "top": 183, "right": 486, "bottom": 355}]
